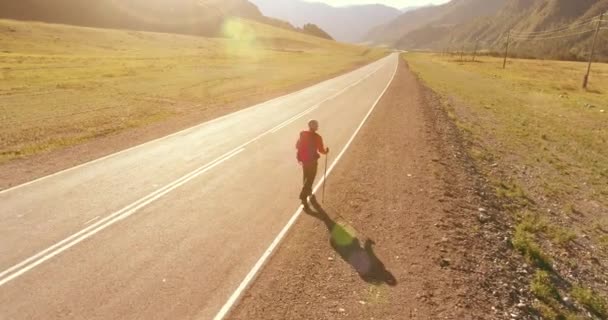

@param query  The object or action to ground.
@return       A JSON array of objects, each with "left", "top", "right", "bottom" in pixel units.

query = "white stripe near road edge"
[
  {"left": 212, "top": 54, "right": 399, "bottom": 320},
  {"left": 0, "top": 56, "right": 389, "bottom": 195},
  {"left": 0, "top": 55, "right": 392, "bottom": 287}
]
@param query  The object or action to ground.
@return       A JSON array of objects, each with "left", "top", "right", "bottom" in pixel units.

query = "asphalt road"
[{"left": 0, "top": 53, "right": 398, "bottom": 320}]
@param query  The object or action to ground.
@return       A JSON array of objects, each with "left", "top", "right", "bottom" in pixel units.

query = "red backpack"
[{"left": 296, "top": 131, "right": 319, "bottom": 163}]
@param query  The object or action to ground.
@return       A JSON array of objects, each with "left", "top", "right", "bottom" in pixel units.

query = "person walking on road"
[{"left": 296, "top": 120, "right": 329, "bottom": 208}]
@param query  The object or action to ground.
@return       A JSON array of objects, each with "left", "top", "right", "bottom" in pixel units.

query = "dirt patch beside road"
[{"left": 229, "top": 59, "right": 528, "bottom": 319}]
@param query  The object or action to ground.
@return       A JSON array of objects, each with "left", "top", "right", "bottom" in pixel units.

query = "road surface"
[{"left": 0, "top": 53, "right": 398, "bottom": 319}]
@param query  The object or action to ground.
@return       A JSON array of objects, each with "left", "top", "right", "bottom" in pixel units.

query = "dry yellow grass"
[
  {"left": 0, "top": 18, "right": 386, "bottom": 163},
  {"left": 406, "top": 53, "right": 608, "bottom": 204},
  {"left": 405, "top": 53, "right": 608, "bottom": 319}
]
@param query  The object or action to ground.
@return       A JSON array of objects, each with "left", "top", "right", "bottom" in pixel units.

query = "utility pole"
[
  {"left": 447, "top": 35, "right": 454, "bottom": 57},
  {"left": 583, "top": 13, "right": 603, "bottom": 89},
  {"left": 503, "top": 30, "right": 511, "bottom": 69},
  {"left": 472, "top": 39, "right": 479, "bottom": 62},
  {"left": 460, "top": 45, "right": 465, "bottom": 61}
]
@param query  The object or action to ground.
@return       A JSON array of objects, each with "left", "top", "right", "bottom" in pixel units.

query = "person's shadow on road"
[{"left": 304, "top": 198, "right": 397, "bottom": 286}]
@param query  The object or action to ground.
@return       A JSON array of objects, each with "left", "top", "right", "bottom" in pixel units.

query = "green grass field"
[
  {"left": 0, "top": 18, "right": 385, "bottom": 164},
  {"left": 405, "top": 53, "right": 608, "bottom": 319}
]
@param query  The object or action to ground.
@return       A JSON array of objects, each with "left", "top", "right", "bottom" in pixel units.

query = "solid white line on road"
[
  {"left": 0, "top": 57, "right": 390, "bottom": 287},
  {"left": 0, "top": 148, "right": 244, "bottom": 286},
  {"left": 270, "top": 105, "right": 318, "bottom": 133},
  {"left": 269, "top": 64, "right": 385, "bottom": 134},
  {"left": 83, "top": 216, "right": 100, "bottom": 226},
  {"left": 0, "top": 56, "right": 389, "bottom": 195},
  {"left": 269, "top": 105, "right": 320, "bottom": 133},
  {"left": 212, "top": 54, "right": 399, "bottom": 320}
]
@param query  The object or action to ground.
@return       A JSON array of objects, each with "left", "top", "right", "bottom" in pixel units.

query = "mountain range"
[
  {"left": 250, "top": 0, "right": 401, "bottom": 43},
  {"left": 366, "top": 0, "right": 608, "bottom": 61},
  {"left": 365, "top": 0, "right": 507, "bottom": 46},
  {"left": 4, "top": 0, "right": 606, "bottom": 61}
]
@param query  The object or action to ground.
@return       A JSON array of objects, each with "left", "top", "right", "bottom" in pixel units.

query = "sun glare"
[{"left": 222, "top": 18, "right": 260, "bottom": 58}]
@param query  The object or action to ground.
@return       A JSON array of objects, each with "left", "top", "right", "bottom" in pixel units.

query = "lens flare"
[
  {"left": 222, "top": 18, "right": 260, "bottom": 58},
  {"left": 331, "top": 223, "right": 355, "bottom": 247}
]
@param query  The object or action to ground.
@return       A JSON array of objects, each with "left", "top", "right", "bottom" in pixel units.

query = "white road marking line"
[
  {"left": 0, "top": 148, "right": 244, "bottom": 286},
  {"left": 270, "top": 64, "right": 385, "bottom": 134},
  {"left": 83, "top": 216, "right": 100, "bottom": 226},
  {"left": 0, "top": 56, "right": 389, "bottom": 286},
  {"left": 269, "top": 105, "right": 320, "bottom": 133},
  {"left": 270, "top": 105, "right": 320, "bottom": 133},
  {"left": 212, "top": 54, "right": 399, "bottom": 320},
  {"left": 0, "top": 56, "right": 390, "bottom": 195}
]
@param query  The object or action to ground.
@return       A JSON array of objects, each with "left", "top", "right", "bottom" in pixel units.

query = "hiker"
[{"left": 296, "top": 120, "right": 329, "bottom": 207}]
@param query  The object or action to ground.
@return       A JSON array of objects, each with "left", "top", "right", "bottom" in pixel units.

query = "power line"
[
  {"left": 512, "top": 16, "right": 600, "bottom": 36},
  {"left": 512, "top": 24, "right": 594, "bottom": 37},
  {"left": 517, "top": 19, "right": 600, "bottom": 35},
  {"left": 447, "top": 12, "right": 606, "bottom": 66},
  {"left": 512, "top": 25, "right": 597, "bottom": 39},
  {"left": 511, "top": 28, "right": 597, "bottom": 41}
]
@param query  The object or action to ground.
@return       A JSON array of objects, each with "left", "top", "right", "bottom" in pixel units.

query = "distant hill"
[
  {"left": 0, "top": 0, "right": 336, "bottom": 41},
  {"left": 256, "top": 17, "right": 333, "bottom": 40},
  {"left": 301, "top": 23, "right": 334, "bottom": 40},
  {"left": 400, "top": 5, "right": 426, "bottom": 13},
  {"left": 0, "top": 0, "right": 263, "bottom": 37},
  {"left": 365, "top": 0, "right": 507, "bottom": 46},
  {"left": 250, "top": 0, "right": 401, "bottom": 43}
]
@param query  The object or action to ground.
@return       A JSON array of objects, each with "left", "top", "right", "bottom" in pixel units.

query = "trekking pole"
[{"left": 323, "top": 153, "right": 328, "bottom": 203}]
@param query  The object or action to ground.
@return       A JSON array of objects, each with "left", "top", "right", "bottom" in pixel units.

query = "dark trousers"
[{"left": 300, "top": 161, "right": 318, "bottom": 201}]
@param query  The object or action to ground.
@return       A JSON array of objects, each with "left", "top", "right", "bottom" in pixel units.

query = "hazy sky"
[{"left": 313, "top": 0, "right": 451, "bottom": 8}]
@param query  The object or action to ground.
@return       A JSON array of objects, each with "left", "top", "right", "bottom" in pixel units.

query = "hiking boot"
[
  {"left": 301, "top": 200, "right": 312, "bottom": 211},
  {"left": 309, "top": 195, "right": 317, "bottom": 205}
]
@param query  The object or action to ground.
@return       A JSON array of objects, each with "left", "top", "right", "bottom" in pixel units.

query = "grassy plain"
[
  {"left": 405, "top": 53, "right": 608, "bottom": 319},
  {"left": 0, "top": 18, "right": 385, "bottom": 164}
]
